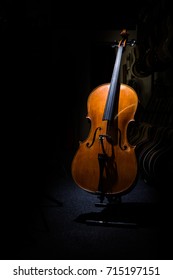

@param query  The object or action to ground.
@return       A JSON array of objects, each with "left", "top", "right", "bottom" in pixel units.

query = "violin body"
[{"left": 71, "top": 82, "right": 138, "bottom": 195}]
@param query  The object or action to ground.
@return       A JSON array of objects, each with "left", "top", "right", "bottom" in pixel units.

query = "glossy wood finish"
[{"left": 71, "top": 83, "right": 138, "bottom": 195}]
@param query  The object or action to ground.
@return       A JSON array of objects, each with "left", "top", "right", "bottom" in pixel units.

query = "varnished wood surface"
[{"left": 71, "top": 83, "right": 138, "bottom": 195}]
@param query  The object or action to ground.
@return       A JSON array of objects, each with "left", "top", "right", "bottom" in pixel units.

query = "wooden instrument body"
[{"left": 71, "top": 83, "right": 138, "bottom": 195}]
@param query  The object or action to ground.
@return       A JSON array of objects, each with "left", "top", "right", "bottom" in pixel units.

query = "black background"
[{"left": 1, "top": 0, "right": 173, "bottom": 260}]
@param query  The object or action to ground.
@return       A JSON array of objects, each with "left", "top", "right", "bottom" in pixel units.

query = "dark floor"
[{"left": 1, "top": 157, "right": 172, "bottom": 260}]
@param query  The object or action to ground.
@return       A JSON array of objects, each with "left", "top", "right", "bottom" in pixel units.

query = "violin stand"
[{"left": 84, "top": 195, "right": 138, "bottom": 227}]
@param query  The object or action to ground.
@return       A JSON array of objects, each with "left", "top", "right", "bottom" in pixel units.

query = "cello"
[{"left": 71, "top": 30, "right": 138, "bottom": 198}]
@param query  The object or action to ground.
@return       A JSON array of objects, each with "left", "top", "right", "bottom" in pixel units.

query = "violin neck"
[{"left": 103, "top": 45, "right": 123, "bottom": 121}]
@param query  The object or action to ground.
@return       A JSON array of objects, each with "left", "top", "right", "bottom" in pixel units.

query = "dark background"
[{"left": 1, "top": 0, "right": 173, "bottom": 260}]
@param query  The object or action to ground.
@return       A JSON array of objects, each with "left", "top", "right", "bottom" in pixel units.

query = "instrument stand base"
[
  {"left": 75, "top": 199, "right": 138, "bottom": 227},
  {"left": 95, "top": 194, "right": 122, "bottom": 207}
]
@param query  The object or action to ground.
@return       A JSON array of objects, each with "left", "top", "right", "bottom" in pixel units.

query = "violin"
[{"left": 71, "top": 29, "right": 138, "bottom": 197}]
